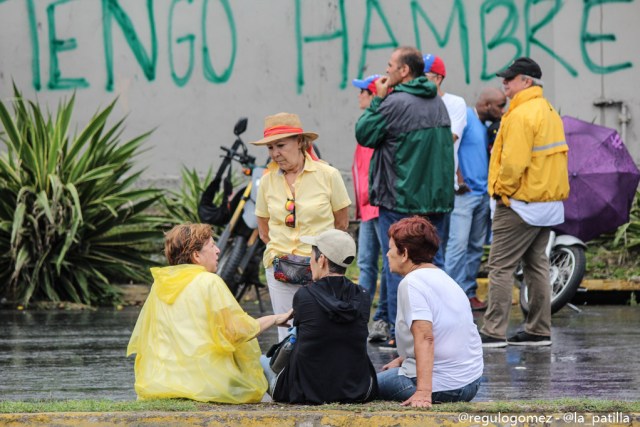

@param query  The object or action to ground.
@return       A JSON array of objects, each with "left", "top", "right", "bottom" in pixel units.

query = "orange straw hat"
[{"left": 251, "top": 112, "right": 319, "bottom": 146}]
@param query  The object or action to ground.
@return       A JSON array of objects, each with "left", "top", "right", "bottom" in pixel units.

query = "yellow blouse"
[{"left": 255, "top": 153, "right": 351, "bottom": 268}]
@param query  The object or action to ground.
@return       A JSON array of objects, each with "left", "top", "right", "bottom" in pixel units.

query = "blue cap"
[
  {"left": 351, "top": 74, "right": 381, "bottom": 93},
  {"left": 423, "top": 54, "right": 446, "bottom": 76}
]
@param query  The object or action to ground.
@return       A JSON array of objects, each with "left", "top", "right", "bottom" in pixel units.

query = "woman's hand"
[
  {"left": 333, "top": 207, "right": 349, "bottom": 231},
  {"left": 257, "top": 216, "right": 270, "bottom": 244},
  {"left": 256, "top": 309, "right": 294, "bottom": 335},
  {"left": 409, "top": 320, "right": 435, "bottom": 408},
  {"left": 381, "top": 356, "right": 403, "bottom": 371},
  {"left": 274, "top": 309, "right": 294, "bottom": 327},
  {"left": 401, "top": 390, "right": 432, "bottom": 408}
]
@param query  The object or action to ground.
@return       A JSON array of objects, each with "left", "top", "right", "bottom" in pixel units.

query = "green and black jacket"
[{"left": 355, "top": 76, "right": 454, "bottom": 214}]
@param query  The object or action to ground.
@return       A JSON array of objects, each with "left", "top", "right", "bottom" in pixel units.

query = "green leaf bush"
[
  {"left": 160, "top": 167, "right": 214, "bottom": 225},
  {"left": 613, "top": 189, "right": 640, "bottom": 251},
  {"left": 585, "top": 189, "right": 640, "bottom": 280},
  {"left": 0, "top": 86, "right": 164, "bottom": 306}
]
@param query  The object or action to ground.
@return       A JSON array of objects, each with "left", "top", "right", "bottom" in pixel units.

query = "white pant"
[{"left": 265, "top": 267, "right": 301, "bottom": 341}]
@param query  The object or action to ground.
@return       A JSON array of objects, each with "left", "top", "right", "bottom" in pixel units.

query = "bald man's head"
[{"left": 476, "top": 87, "right": 506, "bottom": 122}]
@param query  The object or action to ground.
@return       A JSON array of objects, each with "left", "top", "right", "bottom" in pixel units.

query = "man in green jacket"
[{"left": 355, "top": 46, "right": 453, "bottom": 349}]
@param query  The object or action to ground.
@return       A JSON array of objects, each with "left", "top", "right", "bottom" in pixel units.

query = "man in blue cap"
[{"left": 351, "top": 75, "right": 390, "bottom": 343}]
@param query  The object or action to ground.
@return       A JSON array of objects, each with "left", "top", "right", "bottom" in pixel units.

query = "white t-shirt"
[
  {"left": 442, "top": 93, "right": 467, "bottom": 140},
  {"left": 490, "top": 199, "right": 565, "bottom": 227},
  {"left": 442, "top": 93, "right": 468, "bottom": 189},
  {"left": 395, "top": 268, "right": 484, "bottom": 392},
  {"left": 510, "top": 199, "right": 565, "bottom": 226}
]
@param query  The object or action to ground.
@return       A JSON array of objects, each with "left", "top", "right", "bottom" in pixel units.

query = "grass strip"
[{"left": 1, "top": 398, "right": 639, "bottom": 414}]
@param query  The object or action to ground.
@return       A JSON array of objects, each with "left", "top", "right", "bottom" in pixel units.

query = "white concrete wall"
[{"left": 1, "top": 0, "right": 638, "bottom": 190}]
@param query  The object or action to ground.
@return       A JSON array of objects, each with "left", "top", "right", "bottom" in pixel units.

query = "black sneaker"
[
  {"left": 508, "top": 331, "right": 551, "bottom": 346},
  {"left": 379, "top": 338, "right": 397, "bottom": 351},
  {"left": 480, "top": 332, "right": 507, "bottom": 348}
]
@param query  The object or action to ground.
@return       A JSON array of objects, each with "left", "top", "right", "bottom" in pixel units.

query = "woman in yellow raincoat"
[{"left": 127, "top": 223, "right": 292, "bottom": 403}]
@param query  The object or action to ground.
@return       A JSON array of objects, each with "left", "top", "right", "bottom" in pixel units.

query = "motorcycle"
[
  {"left": 198, "top": 118, "right": 266, "bottom": 308},
  {"left": 516, "top": 230, "right": 587, "bottom": 314}
]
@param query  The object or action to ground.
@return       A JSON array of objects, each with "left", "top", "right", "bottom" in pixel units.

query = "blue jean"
[
  {"left": 260, "top": 355, "right": 278, "bottom": 396},
  {"left": 377, "top": 368, "right": 481, "bottom": 403},
  {"left": 438, "top": 212, "right": 451, "bottom": 267},
  {"left": 378, "top": 208, "right": 447, "bottom": 337},
  {"left": 444, "top": 193, "right": 490, "bottom": 298},
  {"left": 358, "top": 219, "right": 388, "bottom": 320}
]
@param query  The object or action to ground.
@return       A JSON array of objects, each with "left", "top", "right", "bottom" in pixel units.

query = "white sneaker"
[{"left": 368, "top": 319, "right": 389, "bottom": 342}]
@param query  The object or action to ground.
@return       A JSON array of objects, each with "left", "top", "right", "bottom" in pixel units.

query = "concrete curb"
[{"left": 1, "top": 411, "right": 639, "bottom": 426}]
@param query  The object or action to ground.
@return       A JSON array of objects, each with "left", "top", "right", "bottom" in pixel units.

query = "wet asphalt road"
[{"left": 1, "top": 302, "right": 639, "bottom": 401}]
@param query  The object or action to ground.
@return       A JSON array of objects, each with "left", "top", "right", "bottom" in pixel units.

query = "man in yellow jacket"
[{"left": 480, "top": 57, "right": 569, "bottom": 348}]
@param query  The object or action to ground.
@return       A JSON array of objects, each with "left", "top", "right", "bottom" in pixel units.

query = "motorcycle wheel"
[
  {"left": 233, "top": 241, "right": 266, "bottom": 301},
  {"left": 519, "top": 245, "right": 586, "bottom": 315},
  {"left": 217, "top": 235, "right": 248, "bottom": 295}
]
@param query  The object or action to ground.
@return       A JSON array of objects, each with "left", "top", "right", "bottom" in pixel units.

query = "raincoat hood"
[
  {"left": 305, "top": 276, "right": 366, "bottom": 323},
  {"left": 394, "top": 76, "right": 438, "bottom": 98},
  {"left": 151, "top": 264, "right": 207, "bottom": 304}
]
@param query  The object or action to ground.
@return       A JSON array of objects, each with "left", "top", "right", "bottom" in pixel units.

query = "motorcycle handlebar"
[{"left": 219, "top": 143, "right": 256, "bottom": 169}]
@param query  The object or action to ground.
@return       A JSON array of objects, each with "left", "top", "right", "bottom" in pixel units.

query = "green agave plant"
[
  {"left": 613, "top": 189, "right": 640, "bottom": 251},
  {"left": 0, "top": 86, "right": 165, "bottom": 306},
  {"left": 160, "top": 167, "right": 215, "bottom": 225}
]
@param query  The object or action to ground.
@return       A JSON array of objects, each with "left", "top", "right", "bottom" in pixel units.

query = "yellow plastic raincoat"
[{"left": 127, "top": 264, "right": 267, "bottom": 403}]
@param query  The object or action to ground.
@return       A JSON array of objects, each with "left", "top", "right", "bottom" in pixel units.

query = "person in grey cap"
[
  {"left": 480, "top": 57, "right": 569, "bottom": 348},
  {"left": 261, "top": 229, "right": 378, "bottom": 404}
]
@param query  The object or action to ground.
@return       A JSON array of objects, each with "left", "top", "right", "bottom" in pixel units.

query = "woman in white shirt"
[{"left": 377, "top": 216, "right": 483, "bottom": 407}]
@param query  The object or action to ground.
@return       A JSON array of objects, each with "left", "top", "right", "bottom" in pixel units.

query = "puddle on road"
[{"left": 1, "top": 303, "right": 638, "bottom": 401}]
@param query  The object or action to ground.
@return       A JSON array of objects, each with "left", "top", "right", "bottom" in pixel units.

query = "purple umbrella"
[{"left": 553, "top": 116, "right": 640, "bottom": 242}]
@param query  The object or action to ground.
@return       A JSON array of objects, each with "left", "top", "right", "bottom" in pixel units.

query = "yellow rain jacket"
[
  {"left": 127, "top": 264, "right": 267, "bottom": 403},
  {"left": 488, "top": 86, "right": 569, "bottom": 206}
]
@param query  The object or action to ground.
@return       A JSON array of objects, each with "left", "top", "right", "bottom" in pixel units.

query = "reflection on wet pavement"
[{"left": 1, "top": 301, "right": 638, "bottom": 401}]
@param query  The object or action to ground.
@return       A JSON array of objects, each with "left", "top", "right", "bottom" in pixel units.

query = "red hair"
[
  {"left": 164, "top": 223, "right": 213, "bottom": 266},
  {"left": 388, "top": 216, "right": 439, "bottom": 264}
]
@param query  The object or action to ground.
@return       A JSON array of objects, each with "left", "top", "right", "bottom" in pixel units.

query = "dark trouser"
[{"left": 481, "top": 204, "right": 551, "bottom": 339}]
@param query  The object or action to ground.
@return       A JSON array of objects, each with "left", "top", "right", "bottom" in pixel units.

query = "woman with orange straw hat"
[{"left": 252, "top": 112, "right": 351, "bottom": 341}]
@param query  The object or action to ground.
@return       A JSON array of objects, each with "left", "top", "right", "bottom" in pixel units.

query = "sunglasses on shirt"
[{"left": 285, "top": 198, "right": 295, "bottom": 228}]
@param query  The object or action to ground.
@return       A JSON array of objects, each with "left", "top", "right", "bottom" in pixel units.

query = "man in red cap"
[
  {"left": 423, "top": 54, "right": 467, "bottom": 151},
  {"left": 422, "top": 54, "right": 468, "bottom": 264},
  {"left": 480, "top": 57, "right": 569, "bottom": 348}
]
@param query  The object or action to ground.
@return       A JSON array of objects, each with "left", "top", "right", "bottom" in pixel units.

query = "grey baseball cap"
[{"left": 300, "top": 229, "right": 356, "bottom": 268}]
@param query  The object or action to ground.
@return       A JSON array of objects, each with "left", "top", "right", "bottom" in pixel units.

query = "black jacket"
[{"left": 273, "top": 276, "right": 378, "bottom": 404}]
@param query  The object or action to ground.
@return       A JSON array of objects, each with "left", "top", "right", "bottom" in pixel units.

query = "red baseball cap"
[{"left": 423, "top": 54, "right": 446, "bottom": 77}]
